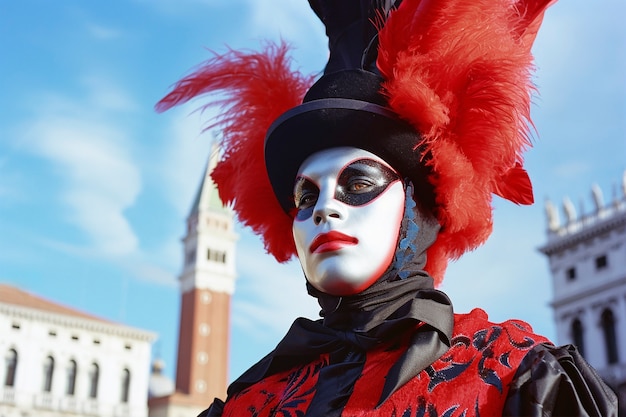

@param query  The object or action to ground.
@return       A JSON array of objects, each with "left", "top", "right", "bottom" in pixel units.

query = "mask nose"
[{"left": 312, "top": 192, "right": 344, "bottom": 226}]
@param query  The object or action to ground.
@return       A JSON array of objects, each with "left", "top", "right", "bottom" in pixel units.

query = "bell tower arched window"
[{"left": 601, "top": 308, "right": 619, "bottom": 364}]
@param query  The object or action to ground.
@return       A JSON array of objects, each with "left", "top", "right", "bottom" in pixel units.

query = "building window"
[
  {"left": 4, "top": 349, "right": 17, "bottom": 387},
  {"left": 601, "top": 308, "right": 619, "bottom": 364},
  {"left": 88, "top": 363, "right": 99, "bottom": 399},
  {"left": 566, "top": 267, "right": 577, "bottom": 281},
  {"left": 42, "top": 356, "right": 55, "bottom": 392},
  {"left": 66, "top": 360, "right": 77, "bottom": 396},
  {"left": 120, "top": 368, "right": 131, "bottom": 403},
  {"left": 572, "top": 319, "right": 585, "bottom": 358},
  {"left": 595, "top": 255, "right": 608, "bottom": 270}
]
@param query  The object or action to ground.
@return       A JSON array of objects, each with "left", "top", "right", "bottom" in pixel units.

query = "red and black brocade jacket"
[{"left": 202, "top": 309, "right": 616, "bottom": 417}]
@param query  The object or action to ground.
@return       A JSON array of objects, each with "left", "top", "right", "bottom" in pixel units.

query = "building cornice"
[
  {"left": 539, "top": 209, "right": 626, "bottom": 255},
  {"left": 0, "top": 302, "right": 157, "bottom": 342}
]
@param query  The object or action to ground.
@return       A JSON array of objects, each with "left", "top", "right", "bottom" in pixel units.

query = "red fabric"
[
  {"left": 222, "top": 309, "right": 550, "bottom": 417},
  {"left": 345, "top": 309, "right": 550, "bottom": 416},
  {"left": 223, "top": 354, "right": 328, "bottom": 417}
]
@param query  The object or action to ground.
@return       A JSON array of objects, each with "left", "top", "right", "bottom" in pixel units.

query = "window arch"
[
  {"left": 42, "top": 355, "right": 55, "bottom": 392},
  {"left": 4, "top": 349, "right": 17, "bottom": 387},
  {"left": 120, "top": 368, "right": 131, "bottom": 403},
  {"left": 88, "top": 362, "right": 99, "bottom": 399},
  {"left": 572, "top": 318, "right": 585, "bottom": 358},
  {"left": 66, "top": 360, "right": 77, "bottom": 396},
  {"left": 601, "top": 308, "right": 619, "bottom": 364}
]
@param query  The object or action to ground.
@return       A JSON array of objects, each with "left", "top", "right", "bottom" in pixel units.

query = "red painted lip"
[{"left": 309, "top": 231, "right": 358, "bottom": 254}]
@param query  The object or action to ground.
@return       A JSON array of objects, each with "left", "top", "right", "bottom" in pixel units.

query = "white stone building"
[
  {"left": 0, "top": 284, "right": 156, "bottom": 417},
  {"left": 539, "top": 171, "right": 626, "bottom": 412}
]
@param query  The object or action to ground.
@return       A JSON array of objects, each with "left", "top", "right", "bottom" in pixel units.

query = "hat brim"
[{"left": 264, "top": 97, "right": 426, "bottom": 214}]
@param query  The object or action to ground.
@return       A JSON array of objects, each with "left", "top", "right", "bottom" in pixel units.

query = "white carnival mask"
[{"left": 292, "top": 147, "right": 405, "bottom": 295}]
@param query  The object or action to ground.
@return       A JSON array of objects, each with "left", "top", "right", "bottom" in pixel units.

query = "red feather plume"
[
  {"left": 378, "top": 0, "right": 555, "bottom": 284},
  {"left": 156, "top": 42, "right": 314, "bottom": 261}
]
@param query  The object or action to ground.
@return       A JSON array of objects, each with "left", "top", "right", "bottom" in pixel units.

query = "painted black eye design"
[
  {"left": 336, "top": 159, "right": 400, "bottom": 206},
  {"left": 292, "top": 158, "right": 400, "bottom": 221}
]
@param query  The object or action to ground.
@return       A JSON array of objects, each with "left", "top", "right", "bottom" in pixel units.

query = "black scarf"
[{"left": 224, "top": 185, "right": 454, "bottom": 416}]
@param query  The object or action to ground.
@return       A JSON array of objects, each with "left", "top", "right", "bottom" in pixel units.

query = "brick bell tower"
[{"left": 149, "top": 141, "right": 238, "bottom": 417}]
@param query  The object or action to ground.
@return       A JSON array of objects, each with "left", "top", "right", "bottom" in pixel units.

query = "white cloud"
[
  {"left": 86, "top": 23, "right": 123, "bottom": 41},
  {"left": 552, "top": 161, "right": 591, "bottom": 181},
  {"left": 12, "top": 76, "right": 185, "bottom": 288},
  {"left": 247, "top": 0, "right": 323, "bottom": 40},
  {"left": 123, "top": 258, "right": 178, "bottom": 287},
  {"left": 158, "top": 107, "right": 216, "bottom": 217},
  {"left": 81, "top": 76, "right": 139, "bottom": 112},
  {"left": 0, "top": 157, "right": 17, "bottom": 203},
  {"left": 20, "top": 78, "right": 141, "bottom": 259}
]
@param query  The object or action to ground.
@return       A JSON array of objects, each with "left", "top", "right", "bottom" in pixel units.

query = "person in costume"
[{"left": 157, "top": 0, "right": 618, "bottom": 415}]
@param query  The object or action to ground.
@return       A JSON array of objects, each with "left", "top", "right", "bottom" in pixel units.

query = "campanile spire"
[{"left": 149, "top": 140, "right": 237, "bottom": 417}]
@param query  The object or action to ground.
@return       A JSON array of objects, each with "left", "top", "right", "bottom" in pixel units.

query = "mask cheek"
[
  {"left": 292, "top": 219, "right": 314, "bottom": 274},
  {"left": 358, "top": 184, "right": 405, "bottom": 278},
  {"left": 292, "top": 221, "right": 305, "bottom": 256}
]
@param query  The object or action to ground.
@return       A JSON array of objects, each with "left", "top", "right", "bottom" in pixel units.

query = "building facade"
[
  {"left": 0, "top": 284, "right": 156, "bottom": 417},
  {"left": 148, "top": 143, "right": 238, "bottom": 417},
  {"left": 539, "top": 171, "right": 626, "bottom": 412}
]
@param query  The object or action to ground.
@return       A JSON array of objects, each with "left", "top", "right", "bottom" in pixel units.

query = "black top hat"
[
  {"left": 265, "top": 69, "right": 432, "bottom": 214},
  {"left": 264, "top": 0, "right": 432, "bottom": 214}
]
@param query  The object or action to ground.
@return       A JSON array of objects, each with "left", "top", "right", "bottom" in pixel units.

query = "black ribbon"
[
  {"left": 224, "top": 275, "right": 452, "bottom": 416},
  {"left": 221, "top": 184, "right": 454, "bottom": 416}
]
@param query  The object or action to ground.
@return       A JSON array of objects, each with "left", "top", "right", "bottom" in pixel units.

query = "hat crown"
[
  {"left": 302, "top": 69, "right": 387, "bottom": 106},
  {"left": 309, "top": 0, "right": 400, "bottom": 74}
]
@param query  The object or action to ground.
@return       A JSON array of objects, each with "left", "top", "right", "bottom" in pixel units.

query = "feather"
[
  {"left": 156, "top": 42, "right": 314, "bottom": 261},
  {"left": 494, "top": 164, "right": 534, "bottom": 205},
  {"left": 377, "top": 0, "right": 554, "bottom": 283}
]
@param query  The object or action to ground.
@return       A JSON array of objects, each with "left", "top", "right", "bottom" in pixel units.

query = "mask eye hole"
[
  {"left": 346, "top": 176, "right": 375, "bottom": 193},
  {"left": 293, "top": 177, "right": 319, "bottom": 220},
  {"left": 297, "top": 191, "right": 318, "bottom": 210}
]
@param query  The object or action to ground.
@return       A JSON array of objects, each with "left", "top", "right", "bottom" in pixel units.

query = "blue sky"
[{"left": 1, "top": 0, "right": 624, "bottom": 388}]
